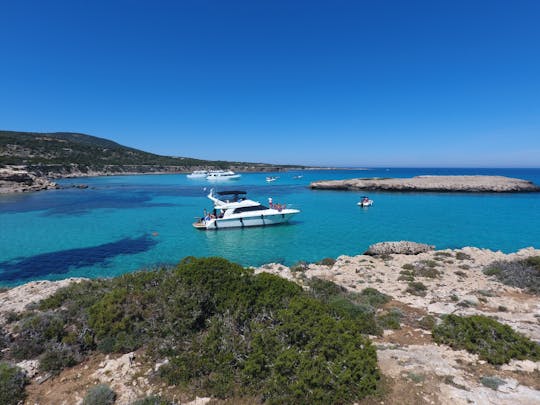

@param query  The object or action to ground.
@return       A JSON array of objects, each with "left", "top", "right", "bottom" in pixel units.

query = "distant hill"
[
  {"left": 0, "top": 130, "right": 295, "bottom": 171},
  {"left": 0, "top": 130, "right": 206, "bottom": 167}
]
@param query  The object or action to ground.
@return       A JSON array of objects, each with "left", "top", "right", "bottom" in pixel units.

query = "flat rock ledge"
[
  {"left": 365, "top": 241, "right": 435, "bottom": 255},
  {"left": 310, "top": 175, "right": 540, "bottom": 192}
]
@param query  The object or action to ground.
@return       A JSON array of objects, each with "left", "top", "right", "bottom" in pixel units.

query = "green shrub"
[
  {"left": 83, "top": 384, "right": 116, "bottom": 405},
  {"left": 480, "top": 376, "right": 505, "bottom": 390},
  {"left": 434, "top": 252, "right": 453, "bottom": 258},
  {"left": 418, "top": 315, "right": 436, "bottom": 330},
  {"left": 405, "top": 282, "right": 427, "bottom": 296},
  {"left": 11, "top": 312, "right": 66, "bottom": 359},
  {"left": 0, "top": 362, "right": 27, "bottom": 405},
  {"left": 307, "top": 279, "right": 388, "bottom": 335},
  {"left": 456, "top": 252, "right": 472, "bottom": 261},
  {"left": 357, "top": 287, "right": 391, "bottom": 308},
  {"left": 39, "top": 344, "right": 80, "bottom": 374},
  {"left": 398, "top": 270, "right": 415, "bottom": 282},
  {"left": 8, "top": 257, "right": 382, "bottom": 403},
  {"left": 433, "top": 315, "right": 540, "bottom": 364},
  {"left": 377, "top": 308, "right": 403, "bottom": 330}
]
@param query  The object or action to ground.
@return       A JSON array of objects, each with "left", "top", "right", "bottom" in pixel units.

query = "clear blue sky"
[{"left": 1, "top": 0, "right": 539, "bottom": 167}]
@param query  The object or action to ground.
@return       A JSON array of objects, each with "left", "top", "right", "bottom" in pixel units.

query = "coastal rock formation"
[
  {"left": 256, "top": 246, "right": 540, "bottom": 405},
  {"left": 365, "top": 241, "right": 435, "bottom": 255},
  {"left": 0, "top": 166, "right": 57, "bottom": 193},
  {"left": 310, "top": 175, "right": 540, "bottom": 192}
]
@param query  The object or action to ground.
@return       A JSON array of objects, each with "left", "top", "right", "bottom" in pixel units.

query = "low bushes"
[
  {"left": 82, "top": 384, "right": 116, "bottom": 405},
  {"left": 432, "top": 314, "right": 540, "bottom": 364},
  {"left": 0, "top": 362, "right": 27, "bottom": 405},
  {"left": 5, "top": 257, "right": 381, "bottom": 403},
  {"left": 483, "top": 257, "right": 540, "bottom": 294}
]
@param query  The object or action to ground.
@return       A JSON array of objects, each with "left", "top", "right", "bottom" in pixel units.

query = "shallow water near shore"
[{"left": 1, "top": 168, "right": 540, "bottom": 286}]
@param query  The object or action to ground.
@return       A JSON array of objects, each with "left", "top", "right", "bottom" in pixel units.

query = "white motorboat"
[
  {"left": 266, "top": 176, "right": 278, "bottom": 182},
  {"left": 187, "top": 170, "right": 208, "bottom": 179},
  {"left": 193, "top": 189, "right": 300, "bottom": 230},
  {"left": 358, "top": 196, "right": 374, "bottom": 207},
  {"left": 206, "top": 170, "right": 241, "bottom": 181},
  {"left": 293, "top": 175, "right": 303, "bottom": 179}
]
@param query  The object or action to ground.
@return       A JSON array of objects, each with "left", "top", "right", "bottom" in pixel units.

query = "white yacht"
[
  {"left": 193, "top": 189, "right": 300, "bottom": 230},
  {"left": 266, "top": 176, "right": 278, "bottom": 182},
  {"left": 206, "top": 170, "right": 241, "bottom": 181},
  {"left": 187, "top": 170, "right": 208, "bottom": 179}
]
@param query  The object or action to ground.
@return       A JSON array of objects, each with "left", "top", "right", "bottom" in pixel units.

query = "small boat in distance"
[
  {"left": 266, "top": 176, "right": 278, "bottom": 182},
  {"left": 206, "top": 170, "right": 241, "bottom": 181},
  {"left": 358, "top": 196, "right": 374, "bottom": 207},
  {"left": 193, "top": 189, "right": 300, "bottom": 230},
  {"left": 293, "top": 175, "right": 303, "bottom": 179},
  {"left": 187, "top": 170, "right": 208, "bottom": 179}
]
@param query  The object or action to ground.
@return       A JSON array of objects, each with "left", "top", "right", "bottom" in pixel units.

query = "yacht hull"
[{"left": 193, "top": 211, "right": 298, "bottom": 230}]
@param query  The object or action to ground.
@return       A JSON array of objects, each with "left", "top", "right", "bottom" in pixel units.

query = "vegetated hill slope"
[{"left": 0, "top": 130, "right": 296, "bottom": 169}]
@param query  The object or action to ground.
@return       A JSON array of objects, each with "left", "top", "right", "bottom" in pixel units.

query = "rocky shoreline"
[
  {"left": 1, "top": 242, "right": 538, "bottom": 404},
  {"left": 0, "top": 164, "right": 306, "bottom": 194},
  {"left": 0, "top": 166, "right": 58, "bottom": 193},
  {"left": 310, "top": 175, "right": 540, "bottom": 192}
]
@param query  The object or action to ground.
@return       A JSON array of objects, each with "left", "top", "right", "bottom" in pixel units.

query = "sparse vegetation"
[
  {"left": 317, "top": 257, "right": 336, "bottom": 266},
  {"left": 377, "top": 308, "right": 403, "bottom": 330},
  {"left": 432, "top": 315, "right": 540, "bottom": 365},
  {"left": 434, "top": 251, "right": 453, "bottom": 258},
  {"left": 399, "top": 261, "right": 440, "bottom": 279},
  {"left": 82, "top": 384, "right": 116, "bottom": 405},
  {"left": 483, "top": 257, "right": 540, "bottom": 294},
  {"left": 405, "top": 281, "right": 427, "bottom": 296},
  {"left": 480, "top": 376, "right": 505, "bottom": 390},
  {"left": 0, "top": 362, "right": 27, "bottom": 405},
  {"left": 455, "top": 252, "right": 472, "bottom": 261},
  {"left": 290, "top": 260, "right": 309, "bottom": 273}
]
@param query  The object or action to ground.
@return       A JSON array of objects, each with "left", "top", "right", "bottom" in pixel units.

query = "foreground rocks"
[{"left": 310, "top": 175, "right": 540, "bottom": 192}]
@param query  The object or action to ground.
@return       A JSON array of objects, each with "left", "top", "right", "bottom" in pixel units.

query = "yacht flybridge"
[{"left": 193, "top": 189, "right": 300, "bottom": 230}]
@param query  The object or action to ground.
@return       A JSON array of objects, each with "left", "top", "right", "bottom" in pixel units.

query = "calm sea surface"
[{"left": 1, "top": 168, "right": 539, "bottom": 286}]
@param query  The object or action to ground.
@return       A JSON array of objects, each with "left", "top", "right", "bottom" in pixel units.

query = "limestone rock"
[{"left": 365, "top": 241, "right": 435, "bottom": 256}]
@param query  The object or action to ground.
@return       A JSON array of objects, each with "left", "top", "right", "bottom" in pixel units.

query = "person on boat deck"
[{"left": 268, "top": 197, "right": 273, "bottom": 208}]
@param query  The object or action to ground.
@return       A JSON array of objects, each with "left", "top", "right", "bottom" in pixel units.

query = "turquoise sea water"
[{"left": 1, "top": 168, "right": 539, "bottom": 286}]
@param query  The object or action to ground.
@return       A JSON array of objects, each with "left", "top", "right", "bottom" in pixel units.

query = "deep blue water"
[{"left": 1, "top": 168, "right": 539, "bottom": 286}]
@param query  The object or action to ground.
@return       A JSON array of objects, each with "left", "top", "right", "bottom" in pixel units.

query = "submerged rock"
[{"left": 365, "top": 241, "right": 435, "bottom": 255}]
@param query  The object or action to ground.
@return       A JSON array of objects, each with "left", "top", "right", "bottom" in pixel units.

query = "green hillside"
[{"left": 0, "top": 130, "right": 298, "bottom": 170}]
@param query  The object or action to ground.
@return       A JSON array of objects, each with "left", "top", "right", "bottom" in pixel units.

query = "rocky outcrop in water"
[
  {"left": 0, "top": 166, "right": 57, "bottom": 193},
  {"left": 310, "top": 175, "right": 540, "bottom": 192},
  {"left": 365, "top": 241, "right": 435, "bottom": 256}
]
